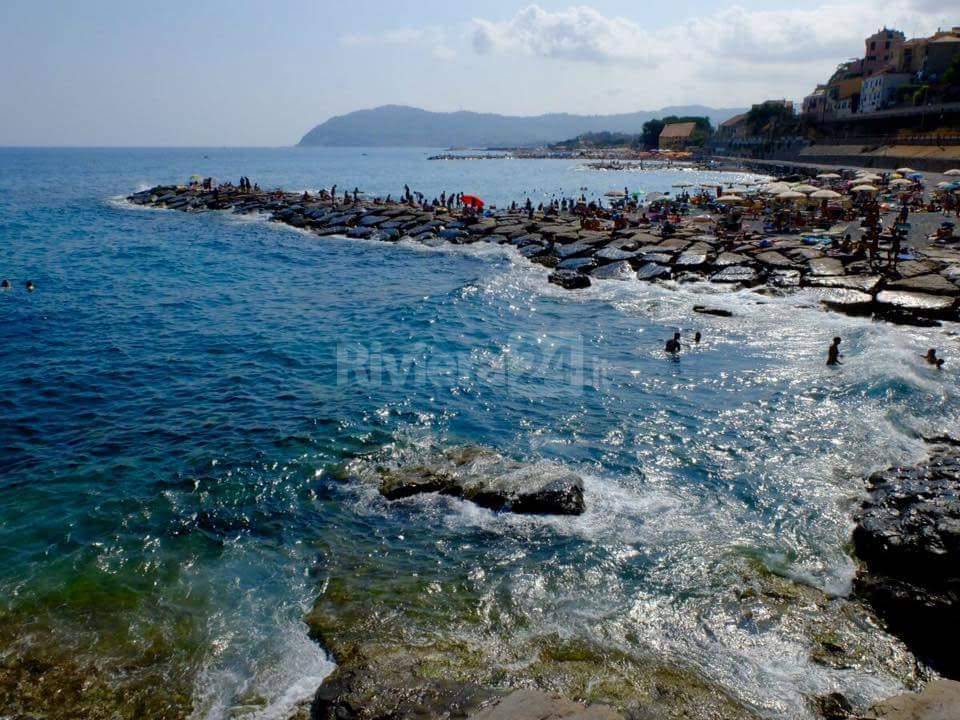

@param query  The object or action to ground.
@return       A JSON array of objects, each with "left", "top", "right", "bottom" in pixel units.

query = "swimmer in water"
[
  {"left": 694, "top": 331, "right": 701, "bottom": 344},
  {"left": 665, "top": 332, "right": 681, "bottom": 354},
  {"left": 923, "top": 348, "right": 938, "bottom": 365},
  {"left": 25, "top": 280, "right": 35, "bottom": 292},
  {"left": 0, "top": 279, "right": 10, "bottom": 290},
  {"left": 826, "top": 337, "right": 842, "bottom": 366}
]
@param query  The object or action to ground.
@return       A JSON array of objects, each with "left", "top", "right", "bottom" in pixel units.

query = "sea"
[{"left": 1, "top": 147, "right": 957, "bottom": 719}]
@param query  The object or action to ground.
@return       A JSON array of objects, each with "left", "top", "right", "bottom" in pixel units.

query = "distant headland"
[{"left": 297, "top": 104, "right": 747, "bottom": 148}]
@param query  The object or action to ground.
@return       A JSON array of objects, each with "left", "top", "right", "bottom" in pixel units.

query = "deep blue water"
[{"left": 1, "top": 147, "right": 958, "bottom": 719}]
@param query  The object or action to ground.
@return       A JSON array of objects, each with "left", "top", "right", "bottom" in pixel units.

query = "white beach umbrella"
[
  {"left": 856, "top": 173, "right": 883, "bottom": 182},
  {"left": 944, "top": 169, "right": 960, "bottom": 176},
  {"left": 692, "top": 215, "right": 714, "bottom": 224},
  {"left": 889, "top": 178, "right": 914, "bottom": 187},
  {"left": 810, "top": 189, "right": 842, "bottom": 199},
  {"left": 791, "top": 184, "right": 820, "bottom": 193},
  {"left": 817, "top": 173, "right": 842, "bottom": 179},
  {"left": 777, "top": 190, "right": 807, "bottom": 200},
  {"left": 761, "top": 182, "right": 792, "bottom": 194},
  {"left": 896, "top": 167, "right": 917, "bottom": 174},
  {"left": 717, "top": 195, "right": 746, "bottom": 204},
  {"left": 851, "top": 184, "right": 879, "bottom": 193}
]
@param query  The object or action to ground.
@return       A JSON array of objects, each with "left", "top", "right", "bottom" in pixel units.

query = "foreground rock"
[
  {"left": 377, "top": 446, "right": 585, "bottom": 515},
  {"left": 468, "top": 689, "right": 621, "bottom": 720},
  {"left": 853, "top": 440, "right": 960, "bottom": 679},
  {"left": 865, "top": 679, "right": 960, "bottom": 720}
]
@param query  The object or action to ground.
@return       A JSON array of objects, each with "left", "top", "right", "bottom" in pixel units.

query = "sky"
[{"left": 0, "top": 0, "right": 956, "bottom": 146}]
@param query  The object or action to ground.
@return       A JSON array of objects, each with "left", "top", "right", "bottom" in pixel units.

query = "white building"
[{"left": 860, "top": 71, "right": 913, "bottom": 113}]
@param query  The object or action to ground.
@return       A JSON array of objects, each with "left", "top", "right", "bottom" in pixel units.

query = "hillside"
[{"left": 297, "top": 105, "right": 746, "bottom": 148}]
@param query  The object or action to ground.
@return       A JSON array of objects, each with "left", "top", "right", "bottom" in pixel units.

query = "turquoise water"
[{"left": 1, "top": 147, "right": 958, "bottom": 719}]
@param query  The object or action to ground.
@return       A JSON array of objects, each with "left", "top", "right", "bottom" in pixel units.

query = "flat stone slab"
[
  {"left": 556, "top": 257, "right": 597, "bottom": 272},
  {"left": 594, "top": 247, "right": 639, "bottom": 263},
  {"left": 674, "top": 251, "right": 709, "bottom": 267},
  {"left": 711, "top": 266, "right": 758, "bottom": 284},
  {"left": 808, "top": 257, "right": 845, "bottom": 276},
  {"left": 818, "top": 289, "right": 875, "bottom": 311},
  {"left": 755, "top": 251, "right": 794, "bottom": 268},
  {"left": 896, "top": 260, "right": 940, "bottom": 278},
  {"left": 715, "top": 252, "right": 750, "bottom": 267},
  {"left": 865, "top": 680, "right": 960, "bottom": 720},
  {"left": 590, "top": 260, "right": 634, "bottom": 280},
  {"left": 875, "top": 291, "right": 956, "bottom": 312},
  {"left": 636, "top": 262, "right": 671, "bottom": 281},
  {"left": 888, "top": 274, "right": 959, "bottom": 296},
  {"left": 556, "top": 242, "right": 595, "bottom": 259},
  {"left": 469, "top": 690, "right": 622, "bottom": 720},
  {"left": 808, "top": 274, "right": 882, "bottom": 293},
  {"left": 518, "top": 244, "right": 547, "bottom": 258}
]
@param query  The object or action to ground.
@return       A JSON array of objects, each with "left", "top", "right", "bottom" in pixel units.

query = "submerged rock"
[{"left": 377, "top": 446, "right": 585, "bottom": 516}]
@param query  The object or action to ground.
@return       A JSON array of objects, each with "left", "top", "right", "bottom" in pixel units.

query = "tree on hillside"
[
  {"left": 746, "top": 102, "right": 798, "bottom": 136},
  {"left": 641, "top": 119, "right": 665, "bottom": 149}
]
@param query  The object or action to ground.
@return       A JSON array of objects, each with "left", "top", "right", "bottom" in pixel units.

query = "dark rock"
[
  {"left": 548, "top": 269, "right": 591, "bottom": 290},
  {"left": 693, "top": 305, "right": 733, "bottom": 317},
  {"left": 714, "top": 252, "right": 750, "bottom": 267},
  {"left": 812, "top": 692, "right": 854, "bottom": 720},
  {"left": 377, "top": 446, "right": 585, "bottom": 515},
  {"left": 853, "top": 447, "right": 960, "bottom": 678}
]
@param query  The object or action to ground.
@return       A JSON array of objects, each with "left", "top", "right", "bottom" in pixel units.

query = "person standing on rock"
[{"left": 827, "top": 337, "right": 843, "bottom": 366}]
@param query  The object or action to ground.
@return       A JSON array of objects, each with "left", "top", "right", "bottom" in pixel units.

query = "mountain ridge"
[{"left": 297, "top": 104, "right": 747, "bottom": 148}]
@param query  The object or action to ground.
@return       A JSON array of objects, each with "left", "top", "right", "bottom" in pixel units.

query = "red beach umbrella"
[{"left": 462, "top": 194, "right": 485, "bottom": 209}]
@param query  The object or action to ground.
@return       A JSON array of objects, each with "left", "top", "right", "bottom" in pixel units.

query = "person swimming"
[
  {"left": 25, "top": 280, "right": 35, "bottom": 292},
  {"left": 826, "top": 337, "right": 842, "bottom": 366},
  {"left": 0, "top": 279, "right": 9, "bottom": 290},
  {"left": 665, "top": 332, "right": 681, "bottom": 354},
  {"left": 923, "top": 348, "right": 938, "bottom": 365},
  {"left": 694, "top": 331, "right": 701, "bottom": 344}
]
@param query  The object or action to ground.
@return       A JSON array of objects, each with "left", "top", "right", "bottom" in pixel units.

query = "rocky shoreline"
[
  {"left": 125, "top": 184, "right": 960, "bottom": 326},
  {"left": 853, "top": 437, "right": 960, "bottom": 682}
]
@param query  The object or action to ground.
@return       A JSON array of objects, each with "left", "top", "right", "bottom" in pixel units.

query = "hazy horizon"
[{"left": 1, "top": 0, "right": 955, "bottom": 146}]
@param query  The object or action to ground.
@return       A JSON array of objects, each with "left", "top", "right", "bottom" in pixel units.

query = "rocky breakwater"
[
  {"left": 853, "top": 438, "right": 960, "bottom": 680},
  {"left": 126, "top": 185, "right": 960, "bottom": 326}
]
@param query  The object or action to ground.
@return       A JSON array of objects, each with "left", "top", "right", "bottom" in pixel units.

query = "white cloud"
[
  {"left": 470, "top": 2, "right": 952, "bottom": 69},
  {"left": 472, "top": 5, "right": 666, "bottom": 66}
]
